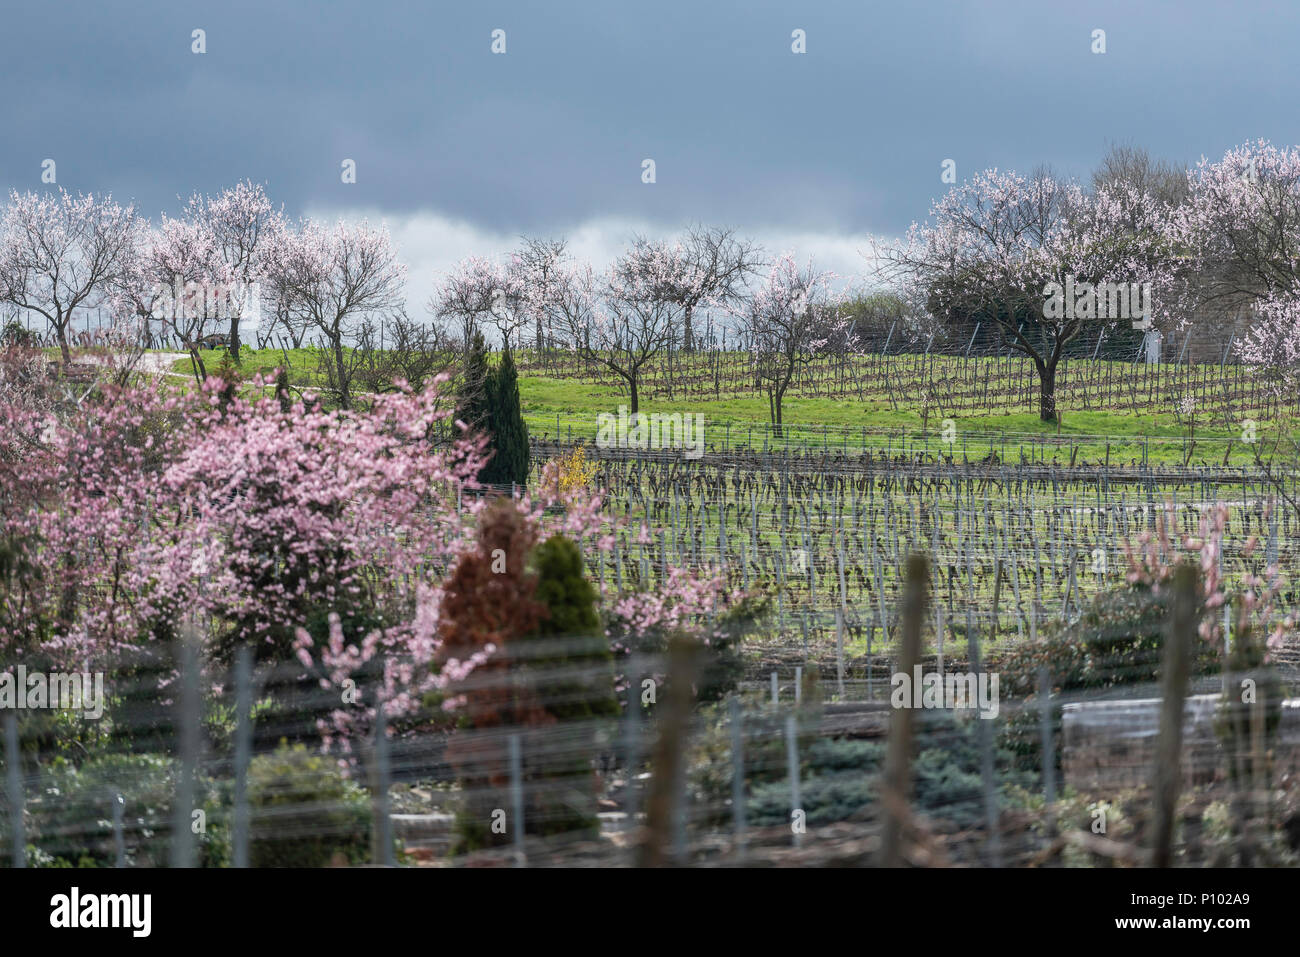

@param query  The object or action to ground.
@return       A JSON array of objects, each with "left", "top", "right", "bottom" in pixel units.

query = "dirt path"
[{"left": 136, "top": 352, "right": 190, "bottom": 375}]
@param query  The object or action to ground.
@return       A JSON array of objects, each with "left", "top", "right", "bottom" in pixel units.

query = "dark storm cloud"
[{"left": 1, "top": 0, "right": 1298, "bottom": 233}]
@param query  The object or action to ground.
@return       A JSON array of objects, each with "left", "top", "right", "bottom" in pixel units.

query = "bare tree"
[
  {"left": 350, "top": 310, "right": 457, "bottom": 398},
  {"left": 1092, "top": 143, "right": 1189, "bottom": 215}
]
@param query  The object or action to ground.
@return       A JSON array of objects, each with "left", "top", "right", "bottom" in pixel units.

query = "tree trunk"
[
  {"left": 683, "top": 304, "right": 694, "bottom": 353},
  {"left": 228, "top": 315, "right": 242, "bottom": 363},
  {"left": 628, "top": 376, "right": 639, "bottom": 415},
  {"left": 333, "top": 338, "right": 350, "bottom": 410},
  {"left": 58, "top": 552, "right": 77, "bottom": 627},
  {"left": 1037, "top": 359, "right": 1058, "bottom": 422},
  {"left": 57, "top": 318, "right": 71, "bottom": 364}
]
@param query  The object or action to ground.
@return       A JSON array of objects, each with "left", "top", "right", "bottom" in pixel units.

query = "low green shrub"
[
  {"left": 247, "top": 741, "right": 371, "bottom": 868},
  {"left": 995, "top": 583, "right": 1220, "bottom": 776},
  {"left": 2, "top": 752, "right": 228, "bottom": 868},
  {"left": 911, "top": 709, "right": 1038, "bottom": 831},
  {"left": 747, "top": 772, "right": 877, "bottom": 828},
  {"left": 1215, "top": 618, "right": 1283, "bottom": 784}
]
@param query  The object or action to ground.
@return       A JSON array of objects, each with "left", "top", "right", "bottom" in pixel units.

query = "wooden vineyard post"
[
  {"left": 641, "top": 637, "right": 701, "bottom": 867},
  {"left": 1010, "top": 555, "right": 1025, "bottom": 641},
  {"left": 373, "top": 695, "right": 395, "bottom": 867},
  {"left": 836, "top": 540, "right": 848, "bottom": 615},
  {"left": 622, "top": 656, "right": 643, "bottom": 862},
  {"left": 967, "top": 609, "right": 1001, "bottom": 867},
  {"left": 990, "top": 557, "right": 1002, "bottom": 647},
  {"left": 1150, "top": 564, "right": 1197, "bottom": 868},
  {"left": 835, "top": 608, "right": 845, "bottom": 700},
  {"left": 935, "top": 604, "right": 944, "bottom": 677},
  {"left": 508, "top": 733, "right": 525, "bottom": 867},
  {"left": 880, "top": 554, "right": 927, "bottom": 867},
  {"left": 233, "top": 646, "right": 252, "bottom": 868},
  {"left": 4, "top": 713, "right": 22, "bottom": 868}
]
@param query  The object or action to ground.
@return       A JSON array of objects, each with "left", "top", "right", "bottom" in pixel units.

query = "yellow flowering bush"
[{"left": 553, "top": 444, "right": 598, "bottom": 498}]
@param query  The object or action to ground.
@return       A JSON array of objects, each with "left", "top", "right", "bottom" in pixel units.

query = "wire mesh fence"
[{"left": 3, "top": 556, "right": 1295, "bottom": 868}]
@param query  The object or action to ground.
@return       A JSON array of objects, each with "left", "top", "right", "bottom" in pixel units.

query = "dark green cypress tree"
[
  {"left": 480, "top": 344, "right": 530, "bottom": 488},
  {"left": 456, "top": 332, "right": 492, "bottom": 434},
  {"left": 529, "top": 534, "right": 617, "bottom": 719},
  {"left": 512, "top": 534, "right": 617, "bottom": 838},
  {"left": 274, "top": 367, "right": 293, "bottom": 414}
]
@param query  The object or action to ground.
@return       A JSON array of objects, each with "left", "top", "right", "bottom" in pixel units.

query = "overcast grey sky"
[{"left": 3, "top": 0, "right": 1299, "bottom": 308}]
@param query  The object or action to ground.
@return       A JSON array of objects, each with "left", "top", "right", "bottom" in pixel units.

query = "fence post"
[
  {"left": 936, "top": 605, "right": 944, "bottom": 677},
  {"left": 785, "top": 714, "right": 802, "bottom": 849},
  {"left": 233, "top": 646, "right": 252, "bottom": 868},
  {"left": 990, "top": 557, "right": 1002, "bottom": 645},
  {"left": 967, "top": 609, "right": 1001, "bottom": 867},
  {"left": 1220, "top": 331, "right": 1235, "bottom": 369},
  {"left": 640, "top": 637, "right": 700, "bottom": 867},
  {"left": 880, "top": 554, "right": 926, "bottom": 866},
  {"left": 729, "top": 697, "right": 746, "bottom": 862},
  {"left": 835, "top": 609, "right": 845, "bottom": 700},
  {"left": 170, "top": 625, "right": 201, "bottom": 868},
  {"left": 4, "top": 713, "right": 23, "bottom": 868},
  {"left": 1151, "top": 563, "right": 1197, "bottom": 867},
  {"left": 373, "top": 696, "right": 395, "bottom": 867},
  {"left": 508, "top": 733, "right": 525, "bottom": 867},
  {"left": 1037, "top": 666, "right": 1057, "bottom": 843},
  {"left": 111, "top": 791, "right": 126, "bottom": 867},
  {"left": 623, "top": 656, "right": 642, "bottom": 860}
]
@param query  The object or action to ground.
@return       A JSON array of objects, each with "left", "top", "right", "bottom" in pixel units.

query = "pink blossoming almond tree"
[
  {"left": 737, "top": 253, "right": 843, "bottom": 437},
  {"left": 185, "top": 181, "right": 285, "bottom": 360},
  {"left": 0, "top": 353, "right": 746, "bottom": 750},
  {"left": 432, "top": 254, "right": 527, "bottom": 349},
  {"left": 544, "top": 240, "right": 709, "bottom": 414},
  {"left": 0, "top": 188, "right": 139, "bottom": 364},
  {"left": 124, "top": 212, "right": 229, "bottom": 379},
  {"left": 1166, "top": 140, "right": 1300, "bottom": 386},
  {"left": 881, "top": 169, "right": 1172, "bottom": 421},
  {"left": 267, "top": 217, "right": 406, "bottom": 409}
]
